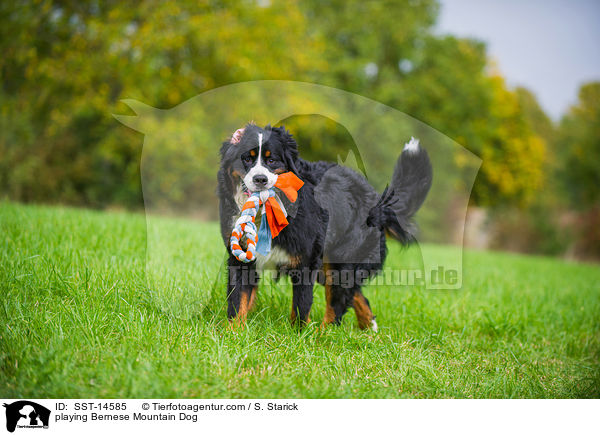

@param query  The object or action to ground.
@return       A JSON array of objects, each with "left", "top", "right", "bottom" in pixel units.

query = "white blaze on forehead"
[
  {"left": 257, "top": 132, "right": 263, "bottom": 164},
  {"left": 243, "top": 130, "right": 278, "bottom": 192}
]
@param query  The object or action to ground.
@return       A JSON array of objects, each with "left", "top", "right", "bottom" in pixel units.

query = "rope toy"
[{"left": 230, "top": 172, "right": 304, "bottom": 263}]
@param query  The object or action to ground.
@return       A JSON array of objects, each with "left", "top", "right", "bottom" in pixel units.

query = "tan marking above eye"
[
  {"left": 265, "top": 150, "right": 271, "bottom": 157},
  {"left": 250, "top": 150, "right": 256, "bottom": 157}
]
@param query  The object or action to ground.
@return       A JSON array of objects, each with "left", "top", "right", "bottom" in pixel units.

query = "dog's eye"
[
  {"left": 266, "top": 158, "right": 275, "bottom": 164},
  {"left": 242, "top": 156, "right": 252, "bottom": 163}
]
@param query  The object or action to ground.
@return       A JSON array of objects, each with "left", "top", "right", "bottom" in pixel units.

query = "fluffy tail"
[{"left": 366, "top": 138, "right": 433, "bottom": 245}]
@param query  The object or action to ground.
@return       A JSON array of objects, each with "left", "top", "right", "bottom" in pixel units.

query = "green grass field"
[{"left": 1, "top": 201, "right": 599, "bottom": 398}]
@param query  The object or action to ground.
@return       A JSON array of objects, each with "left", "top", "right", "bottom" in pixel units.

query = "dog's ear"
[
  {"left": 220, "top": 125, "right": 248, "bottom": 165},
  {"left": 221, "top": 125, "right": 249, "bottom": 159},
  {"left": 220, "top": 139, "right": 232, "bottom": 160},
  {"left": 219, "top": 133, "right": 242, "bottom": 194},
  {"left": 272, "top": 125, "right": 299, "bottom": 174}
]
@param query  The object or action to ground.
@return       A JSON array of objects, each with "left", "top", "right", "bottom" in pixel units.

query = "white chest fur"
[
  {"left": 255, "top": 246, "right": 292, "bottom": 272},
  {"left": 234, "top": 185, "right": 247, "bottom": 211}
]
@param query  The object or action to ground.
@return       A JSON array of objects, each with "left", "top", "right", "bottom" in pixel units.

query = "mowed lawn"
[{"left": 1, "top": 201, "right": 599, "bottom": 398}]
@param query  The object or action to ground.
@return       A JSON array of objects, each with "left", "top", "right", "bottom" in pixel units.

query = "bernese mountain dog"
[{"left": 218, "top": 123, "right": 432, "bottom": 330}]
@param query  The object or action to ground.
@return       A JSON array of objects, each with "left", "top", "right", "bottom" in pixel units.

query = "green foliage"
[
  {"left": 554, "top": 81, "right": 600, "bottom": 259},
  {"left": 556, "top": 82, "right": 600, "bottom": 208},
  {"left": 406, "top": 36, "right": 546, "bottom": 206},
  {"left": 488, "top": 204, "right": 570, "bottom": 257},
  {"left": 1, "top": 0, "right": 551, "bottom": 211},
  {"left": 0, "top": 0, "right": 323, "bottom": 207},
  {"left": 484, "top": 81, "right": 600, "bottom": 258},
  {"left": 515, "top": 87, "right": 555, "bottom": 145},
  {"left": 2, "top": 202, "right": 599, "bottom": 397}
]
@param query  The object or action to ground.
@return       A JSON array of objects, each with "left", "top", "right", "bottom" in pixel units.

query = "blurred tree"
[
  {"left": 0, "top": 0, "right": 551, "bottom": 216},
  {"left": 488, "top": 86, "right": 568, "bottom": 256},
  {"left": 0, "top": 0, "right": 325, "bottom": 207},
  {"left": 296, "top": 1, "right": 548, "bottom": 207},
  {"left": 515, "top": 87, "right": 555, "bottom": 145},
  {"left": 557, "top": 82, "right": 600, "bottom": 208},
  {"left": 554, "top": 81, "right": 600, "bottom": 259},
  {"left": 487, "top": 82, "right": 600, "bottom": 258},
  {"left": 398, "top": 36, "right": 547, "bottom": 206}
]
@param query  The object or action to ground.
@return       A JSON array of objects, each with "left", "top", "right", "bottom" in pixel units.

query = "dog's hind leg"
[
  {"left": 322, "top": 285, "right": 353, "bottom": 327},
  {"left": 321, "top": 264, "right": 337, "bottom": 327},
  {"left": 320, "top": 264, "right": 378, "bottom": 331},
  {"left": 320, "top": 264, "right": 353, "bottom": 327},
  {"left": 322, "top": 278, "right": 337, "bottom": 327},
  {"left": 353, "top": 290, "right": 377, "bottom": 331}
]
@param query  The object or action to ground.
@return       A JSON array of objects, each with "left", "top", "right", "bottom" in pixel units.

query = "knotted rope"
[{"left": 230, "top": 172, "right": 303, "bottom": 263}]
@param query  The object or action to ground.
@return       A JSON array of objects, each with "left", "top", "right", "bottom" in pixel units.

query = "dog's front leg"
[
  {"left": 226, "top": 255, "right": 260, "bottom": 327},
  {"left": 290, "top": 266, "right": 314, "bottom": 327}
]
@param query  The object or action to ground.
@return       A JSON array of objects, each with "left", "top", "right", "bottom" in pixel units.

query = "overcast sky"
[{"left": 436, "top": 0, "right": 600, "bottom": 120}]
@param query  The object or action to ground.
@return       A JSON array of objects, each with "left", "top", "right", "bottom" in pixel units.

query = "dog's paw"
[{"left": 370, "top": 317, "right": 379, "bottom": 332}]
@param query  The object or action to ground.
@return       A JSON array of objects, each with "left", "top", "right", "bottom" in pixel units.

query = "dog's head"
[{"left": 219, "top": 124, "right": 299, "bottom": 194}]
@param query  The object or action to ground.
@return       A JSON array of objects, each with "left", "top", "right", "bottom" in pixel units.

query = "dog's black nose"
[{"left": 253, "top": 174, "right": 268, "bottom": 186}]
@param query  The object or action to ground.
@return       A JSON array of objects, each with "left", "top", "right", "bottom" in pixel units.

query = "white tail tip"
[{"left": 403, "top": 137, "right": 420, "bottom": 153}]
